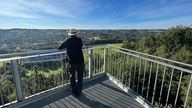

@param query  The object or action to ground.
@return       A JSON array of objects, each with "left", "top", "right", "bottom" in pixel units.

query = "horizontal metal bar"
[
  {"left": 0, "top": 49, "right": 59, "bottom": 58},
  {"left": 110, "top": 48, "right": 192, "bottom": 74},
  {"left": 0, "top": 51, "right": 65, "bottom": 62},
  {"left": 0, "top": 45, "right": 94, "bottom": 58},
  {"left": 22, "top": 57, "right": 65, "bottom": 64},
  {"left": 0, "top": 48, "right": 90, "bottom": 62},
  {"left": 108, "top": 45, "right": 192, "bottom": 68}
]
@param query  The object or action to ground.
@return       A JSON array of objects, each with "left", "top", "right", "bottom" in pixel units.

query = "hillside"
[
  {"left": 0, "top": 29, "right": 165, "bottom": 46},
  {"left": 123, "top": 26, "right": 192, "bottom": 64},
  {"left": 0, "top": 29, "right": 165, "bottom": 54}
]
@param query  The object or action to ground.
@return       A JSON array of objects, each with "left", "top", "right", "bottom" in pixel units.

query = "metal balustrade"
[
  {"left": 0, "top": 48, "right": 105, "bottom": 108},
  {"left": 106, "top": 46, "right": 192, "bottom": 108},
  {"left": 0, "top": 45, "right": 192, "bottom": 108}
]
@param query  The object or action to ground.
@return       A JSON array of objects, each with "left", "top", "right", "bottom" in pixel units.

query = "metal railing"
[
  {"left": 0, "top": 48, "right": 105, "bottom": 107},
  {"left": 1, "top": 45, "right": 192, "bottom": 108},
  {"left": 106, "top": 46, "right": 192, "bottom": 108},
  {"left": 108, "top": 45, "right": 192, "bottom": 70}
]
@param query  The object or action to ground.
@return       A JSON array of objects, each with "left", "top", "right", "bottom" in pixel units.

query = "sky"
[{"left": 0, "top": 0, "right": 191, "bottom": 29}]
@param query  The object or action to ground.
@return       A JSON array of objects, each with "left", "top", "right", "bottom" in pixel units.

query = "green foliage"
[
  {"left": 122, "top": 26, "right": 192, "bottom": 107},
  {"left": 122, "top": 37, "right": 135, "bottom": 49},
  {"left": 124, "top": 26, "right": 192, "bottom": 64},
  {"left": 136, "top": 36, "right": 156, "bottom": 54},
  {"left": 0, "top": 29, "right": 164, "bottom": 54},
  {"left": 172, "top": 46, "right": 192, "bottom": 64}
]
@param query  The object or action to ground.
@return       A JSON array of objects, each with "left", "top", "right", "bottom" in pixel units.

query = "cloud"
[
  {"left": 122, "top": 16, "right": 192, "bottom": 29},
  {"left": 0, "top": 0, "right": 191, "bottom": 29},
  {"left": 0, "top": 0, "right": 94, "bottom": 19},
  {"left": 17, "top": 0, "right": 76, "bottom": 18},
  {"left": 0, "top": 1, "right": 37, "bottom": 19},
  {"left": 122, "top": 0, "right": 192, "bottom": 20}
]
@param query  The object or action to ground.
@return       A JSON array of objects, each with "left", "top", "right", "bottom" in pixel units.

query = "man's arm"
[
  {"left": 58, "top": 39, "right": 67, "bottom": 50},
  {"left": 80, "top": 38, "right": 83, "bottom": 48}
]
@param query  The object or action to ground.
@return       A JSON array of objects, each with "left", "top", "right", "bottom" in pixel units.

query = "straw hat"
[{"left": 68, "top": 28, "right": 77, "bottom": 35}]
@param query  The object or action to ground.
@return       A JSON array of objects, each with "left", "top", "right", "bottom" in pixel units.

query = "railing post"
[
  {"left": 88, "top": 48, "right": 93, "bottom": 78},
  {"left": 103, "top": 47, "right": 108, "bottom": 73},
  {"left": 12, "top": 59, "right": 24, "bottom": 102}
]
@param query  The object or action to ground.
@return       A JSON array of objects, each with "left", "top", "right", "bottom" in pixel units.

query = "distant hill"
[
  {"left": 0, "top": 29, "right": 67, "bottom": 47},
  {"left": 0, "top": 29, "right": 165, "bottom": 47}
]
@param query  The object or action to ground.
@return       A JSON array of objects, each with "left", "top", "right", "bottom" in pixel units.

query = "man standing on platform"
[{"left": 58, "top": 28, "right": 84, "bottom": 97}]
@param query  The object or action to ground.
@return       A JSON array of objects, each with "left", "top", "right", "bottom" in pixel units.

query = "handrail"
[
  {"left": 0, "top": 45, "right": 103, "bottom": 58},
  {"left": 0, "top": 49, "right": 59, "bottom": 58},
  {"left": 0, "top": 48, "right": 92, "bottom": 62},
  {"left": 0, "top": 47, "right": 104, "bottom": 108},
  {"left": 0, "top": 51, "right": 65, "bottom": 62},
  {"left": 108, "top": 45, "right": 192, "bottom": 68},
  {"left": 111, "top": 48, "right": 192, "bottom": 74}
]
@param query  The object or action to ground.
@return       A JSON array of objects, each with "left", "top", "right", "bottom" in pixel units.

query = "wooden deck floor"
[{"left": 9, "top": 75, "right": 146, "bottom": 108}]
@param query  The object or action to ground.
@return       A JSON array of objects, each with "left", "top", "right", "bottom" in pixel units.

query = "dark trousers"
[{"left": 69, "top": 62, "right": 84, "bottom": 95}]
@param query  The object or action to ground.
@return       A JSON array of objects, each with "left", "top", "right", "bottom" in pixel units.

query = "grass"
[
  {"left": 107, "top": 43, "right": 123, "bottom": 47},
  {"left": 86, "top": 43, "right": 123, "bottom": 58}
]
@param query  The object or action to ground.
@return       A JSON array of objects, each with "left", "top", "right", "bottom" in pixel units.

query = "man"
[{"left": 58, "top": 29, "right": 84, "bottom": 97}]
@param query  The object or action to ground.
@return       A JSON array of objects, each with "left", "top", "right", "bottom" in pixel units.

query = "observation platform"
[
  {"left": 7, "top": 74, "right": 148, "bottom": 108},
  {"left": 1, "top": 45, "right": 192, "bottom": 108}
]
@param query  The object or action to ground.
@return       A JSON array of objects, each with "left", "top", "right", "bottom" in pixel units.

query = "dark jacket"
[{"left": 58, "top": 36, "right": 84, "bottom": 64}]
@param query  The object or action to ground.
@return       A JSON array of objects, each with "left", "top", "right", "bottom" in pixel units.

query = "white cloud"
[
  {"left": 122, "top": 0, "right": 192, "bottom": 20},
  {"left": 123, "top": 16, "right": 192, "bottom": 29},
  {"left": 0, "top": 0, "right": 37, "bottom": 19},
  {"left": 0, "top": 0, "right": 94, "bottom": 19},
  {"left": 0, "top": 0, "right": 191, "bottom": 29},
  {"left": 17, "top": 0, "right": 76, "bottom": 18}
]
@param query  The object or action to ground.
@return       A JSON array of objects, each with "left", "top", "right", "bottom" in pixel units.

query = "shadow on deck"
[{"left": 8, "top": 74, "right": 147, "bottom": 108}]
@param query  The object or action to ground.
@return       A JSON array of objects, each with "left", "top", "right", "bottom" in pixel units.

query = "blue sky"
[{"left": 0, "top": 0, "right": 191, "bottom": 29}]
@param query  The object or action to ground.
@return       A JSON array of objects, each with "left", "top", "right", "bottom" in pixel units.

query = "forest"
[
  {"left": 0, "top": 29, "right": 164, "bottom": 54},
  {"left": 121, "top": 26, "right": 192, "bottom": 107},
  {"left": 122, "top": 26, "right": 192, "bottom": 65}
]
